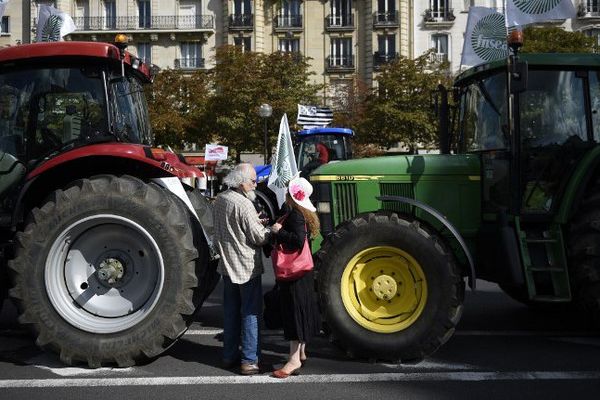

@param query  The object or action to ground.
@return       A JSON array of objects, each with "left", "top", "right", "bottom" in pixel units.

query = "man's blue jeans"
[{"left": 222, "top": 275, "right": 262, "bottom": 365}]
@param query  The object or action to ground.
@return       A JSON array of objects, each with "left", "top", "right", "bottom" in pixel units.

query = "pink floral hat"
[{"left": 288, "top": 176, "right": 316, "bottom": 212}]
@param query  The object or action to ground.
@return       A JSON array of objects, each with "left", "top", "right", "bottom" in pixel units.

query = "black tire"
[
  {"left": 568, "top": 190, "right": 600, "bottom": 327},
  {"left": 317, "top": 212, "right": 464, "bottom": 362},
  {"left": 8, "top": 175, "right": 209, "bottom": 367},
  {"left": 255, "top": 185, "right": 277, "bottom": 223}
]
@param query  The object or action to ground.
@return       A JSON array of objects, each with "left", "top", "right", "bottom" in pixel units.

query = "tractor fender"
[{"left": 377, "top": 195, "right": 476, "bottom": 290}]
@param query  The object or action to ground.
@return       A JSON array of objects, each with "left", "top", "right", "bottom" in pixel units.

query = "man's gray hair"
[{"left": 222, "top": 163, "right": 255, "bottom": 188}]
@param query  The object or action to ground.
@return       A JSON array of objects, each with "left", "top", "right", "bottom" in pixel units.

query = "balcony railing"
[
  {"left": 229, "top": 13, "right": 253, "bottom": 29},
  {"left": 175, "top": 57, "right": 205, "bottom": 69},
  {"left": 326, "top": 55, "right": 355, "bottom": 72},
  {"left": 430, "top": 52, "right": 448, "bottom": 64},
  {"left": 274, "top": 15, "right": 303, "bottom": 29},
  {"left": 373, "top": 11, "right": 399, "bottom": 27},
  {"left": 326, "top": 14, "right": 354, "bottom": 30},
  {"left": 423, "top": 8, "right": 455, "bottom": 23},
  {"left": 373, "top": 52, "right": 398, "bottom": 67},
  {"left": 72, "top": 15, "right": 215, "bottom": 31}
]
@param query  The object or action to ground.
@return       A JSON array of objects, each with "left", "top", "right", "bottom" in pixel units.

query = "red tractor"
[{"left": 0, "top": 38, "right": 218, "bottom": 367}]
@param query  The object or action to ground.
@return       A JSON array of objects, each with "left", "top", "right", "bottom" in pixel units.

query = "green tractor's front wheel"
[{"left": 317, "top": 212, "right": 465, "bottom": 362}]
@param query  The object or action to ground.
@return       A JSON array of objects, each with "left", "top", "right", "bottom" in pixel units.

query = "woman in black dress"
[{"left": 270, "top": 176, "right": 321, "bottom": 378}]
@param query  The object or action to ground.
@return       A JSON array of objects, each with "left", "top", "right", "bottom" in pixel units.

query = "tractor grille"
[
  {"left": 334, "top": 183, "right": 358, "bottom": 223},
  {"left": 380, "top": 183, "right": 414, "bottom": 214}
]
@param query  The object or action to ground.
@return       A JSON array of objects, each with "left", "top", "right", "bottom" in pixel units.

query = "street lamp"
[{"left": 258, "top": 103, "right": 272, "bottom": 164}]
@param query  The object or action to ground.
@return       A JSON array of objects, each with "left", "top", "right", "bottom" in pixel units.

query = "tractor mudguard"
[{"left": 377, "top": 195, "right": 476, "bottom": 290}]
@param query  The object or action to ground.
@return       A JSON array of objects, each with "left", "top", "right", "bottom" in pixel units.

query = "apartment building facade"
[{"left": 0, "top": 0, "right": 31, "bottom": 46}]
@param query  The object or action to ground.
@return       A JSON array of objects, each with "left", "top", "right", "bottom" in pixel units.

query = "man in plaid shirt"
[{"left": 214, "top": 163, "right": 273, "bottom": 375}]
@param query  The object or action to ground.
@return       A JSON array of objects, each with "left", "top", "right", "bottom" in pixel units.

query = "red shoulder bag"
[{"left": 271, "top": 215, "right": 314, "bottom": 281}]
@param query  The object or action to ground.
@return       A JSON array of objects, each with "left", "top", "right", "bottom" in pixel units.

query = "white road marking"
[
  {"left": 185, "top": 328, "right": 223, "bottom": 336},
  {"left": 26, "top": 354, "right": 137, "bottom": 377},
  {"left": 1, "top": 371, "right": 600, "bottom": 388}
]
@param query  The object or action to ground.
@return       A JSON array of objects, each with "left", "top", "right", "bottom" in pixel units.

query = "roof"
[
  {"left": 0, "top": 41, "right": 151, "bottom": 82},
  {"left": 297, "top": 127, "right": 354, "bottom": 137},
  {"left": 455, "top": 53, "right": 600, "bottom": 84}
]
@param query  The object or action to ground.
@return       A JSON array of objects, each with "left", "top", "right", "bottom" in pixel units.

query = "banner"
[
  {"left": 460, "top": 7, "right": 508, "bottom": 68},
  {"left": 204, "top": 144, "right": 228, "bottom": 161},
  {"left": 268, "top": 114, "right": 299, "bottom": 208},
  {"left": 506, "top": 0, "right": 576, "bottom": 27},
  {"left": 36, "top": 5, "right": 76, "bottom": 42},
  {"left": 297, "top": 104, "right": 333, "bottom": 128}
]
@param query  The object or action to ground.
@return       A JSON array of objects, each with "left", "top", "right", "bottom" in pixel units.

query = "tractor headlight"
[{"left": 317, "top": 202, "right": 331, "bottom": 214}]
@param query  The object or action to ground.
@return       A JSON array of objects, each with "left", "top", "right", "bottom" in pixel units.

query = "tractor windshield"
[
  {"left": 109, "top": 73, "right": 153, "bottom": 145},
  {"left": 297, "top": 134, "right": 350, "bottom": 177},
  {"left": 458, "top": 71, "right": 508, "bottom": 152}
]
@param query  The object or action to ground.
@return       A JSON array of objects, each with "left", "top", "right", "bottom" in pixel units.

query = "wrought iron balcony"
[
  {"left": 423, "top": 8, "right": 455, "bottom": 24},
  {"left": 229, "top": 13, "right": 253, "bottom": 30},
  {"left": 430, "top": 52, "right": 448, "bottom": 64},
  {"left": 274, "top": 15, "right": 303, "bottom": 31},
  {"left": 577, "top": 3, "right": 600, "bottom": 18},
  {"left": 72, "top": 15, "right": 215, "bottom": 31},
  {"left": 326, "top": 55, "right": 355, "bottom": 72},
  {"left": 174, "top": 57, "right": 205, "bottom": 69},
  {"left": 373, "top": 11, "right": 399, "bottom": 27},
  {"left": 373, "top": 52, "right": 398, "bottom": 68},
  {"left": 326, "top": 14, "right": 354, "bottom": 31}
]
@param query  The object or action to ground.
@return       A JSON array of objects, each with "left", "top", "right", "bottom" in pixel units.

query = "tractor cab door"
[{"left": 519, "top": 69, "right": 592, "bottom": 215}]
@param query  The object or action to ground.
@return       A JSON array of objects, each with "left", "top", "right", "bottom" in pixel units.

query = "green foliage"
[
  {"left": 357, "top": 51, "right": 452, "bottom": 152},
  {"left": 146, "top": 46, "right": 321, "bottom": 159},
  {"left": 521, "top": 26, "right": 598, "bottom": 53}
]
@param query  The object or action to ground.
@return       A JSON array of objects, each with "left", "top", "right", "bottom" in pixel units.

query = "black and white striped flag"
[{"left": 297, "top": 104, "right": 333, "bottom": 128}]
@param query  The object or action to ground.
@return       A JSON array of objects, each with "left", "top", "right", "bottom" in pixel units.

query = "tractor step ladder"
[{"left": 515, "top": 218, "right": 571, "bottom": 302}]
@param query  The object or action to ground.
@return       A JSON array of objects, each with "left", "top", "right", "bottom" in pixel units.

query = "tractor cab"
[{"left": 296, "top": 127, "right": 354, "bottom": 177}]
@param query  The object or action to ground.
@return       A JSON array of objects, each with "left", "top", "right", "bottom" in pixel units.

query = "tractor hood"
[{"left": 310, "top": 154, "right": 480, "bottom": 179}]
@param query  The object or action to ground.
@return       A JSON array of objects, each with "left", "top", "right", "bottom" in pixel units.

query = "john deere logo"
[
  {"left": 471, "top": 13, "right": 507, "bottom": 62},
  {"left": 513, "top": 0, "right": 561, "bottom": 15}
]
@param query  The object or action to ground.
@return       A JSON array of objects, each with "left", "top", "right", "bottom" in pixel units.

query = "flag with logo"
[
  {"left": 460, "top": 7, "right": 508, "bottom": 68},
  {"left": 297, "top": 104, "right": 333, "bottom": 128},
  {"left": 0, "top": 1, "right": 9, "bottom": 23},
  {"left": 36, "top": 5, "right": 76, "bottom": 42},
  {"left": 506, "top": 0, "right": 576, "bottom": 27},
  {"left": 268, "top": 114, "right": 299, "bottom": 208}
]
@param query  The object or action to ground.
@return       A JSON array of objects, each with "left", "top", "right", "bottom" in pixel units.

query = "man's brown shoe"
[{"left": 240, "top": 363, "right": 260, "bottom": 375}]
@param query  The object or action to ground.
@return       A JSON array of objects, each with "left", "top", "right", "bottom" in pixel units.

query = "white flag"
[
  {"left": 36, "top": 5, "right": 76, "bottom": 42},
  {"left": 506, "top": 0, "right": 576, "bottom": 27},
  {"left": 267, "top": 114, "right": 299, "bottom": 209},
  {"left": 461, "top": 7, "right": 508, "bottom": 68},
  {"left": 297, "top": 104, "right": 333, "bottom": 128}
]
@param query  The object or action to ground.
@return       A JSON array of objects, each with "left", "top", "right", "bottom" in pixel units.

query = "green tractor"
[{"left": 311, "top": 50, "right": 600, "bottom": 362}]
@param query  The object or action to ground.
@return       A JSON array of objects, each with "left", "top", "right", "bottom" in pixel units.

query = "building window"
[
  {"left": 583, "top": 28, "right": 600, "bottom": 49},
  {"left": 137, "top": 42, "right": 151, "bottom": 63},
  {"left": 234, "top": 36, "right": 252, "bottom": 52},
  {"left": 426, "top": 0, "right": 454, "bottom": 21},
  {"left": 278, "top": 0, "right": 302, "bottom": 28},
  {"left": 587, "top": 1, "right": 600, "bottom": 14},
  {"left": 376, "top": 0, "right": 396, "bottom": 23},
  {"left": 179, "top": 42, "right": 203, "bottom": 68},
  {"left": 179, "top": 0, "right": 200, "bottom": 29},
  {"left": 330, "top": 37, "right": 353, "bottom": 67},
  {"left": 329, "top": 0, "right": 353, "bottom": 27},
  {"left": 431, "top": 33, "right": 449, "bottom": 62},
  {"left": 375, "top": 34, "right": 396, "bottom": 65},
  {"left": 1, "top": 16, "right": 9, "bottom": 35},
  {"left": 105, "top": 0, "right": 116, "bottom": 29},
  {"left": 138, "top": 1, "right": 151, "bottom": 28},
  {"left": 279, "top": 38, "right": 299, "bottom": 53}
]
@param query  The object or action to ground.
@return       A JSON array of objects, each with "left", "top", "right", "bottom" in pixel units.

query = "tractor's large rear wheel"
[
  {"left": 9, "top": 175, "right": 209, "bottom": 367},
  {"left": 317, "top": 212, "right": 464, "bottom": 362},
  {"left": 568, "top": 189, "right": 600, "bottom": 327}
]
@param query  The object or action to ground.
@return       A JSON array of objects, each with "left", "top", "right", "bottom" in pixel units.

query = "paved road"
[{"left": 1, "top": 266, "right": 599, "bottom": 400}]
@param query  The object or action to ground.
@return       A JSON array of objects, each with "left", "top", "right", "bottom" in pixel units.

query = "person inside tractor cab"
[{"left": 300, "top": 142, "right": 330, "bottom": 178}]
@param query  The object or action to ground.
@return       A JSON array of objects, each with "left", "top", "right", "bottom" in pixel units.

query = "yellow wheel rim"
[{"left": 340, "top": 246, "right": 428, "bottom": 333}]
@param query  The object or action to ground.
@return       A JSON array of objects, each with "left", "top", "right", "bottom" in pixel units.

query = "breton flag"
[
  {"left": 36, "top": 5, "right": 76, "bottom": 42},
  {"left": 0, "top": 1, "right": 9, "bottom": 22},
  {"left": 506, "top": 0, "right": 576, "bottom": 28},
  {"left": 297, "top": 104, "right": 333, "bottom": 128},
  {"left": 460, "top": 7, "right": 508, "bottom": 68},
  {"left": 268, "top": 114, "right": 299, "bottom": 209}
]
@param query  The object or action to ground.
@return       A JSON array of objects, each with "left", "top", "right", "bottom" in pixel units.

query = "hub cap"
[
  {"left": 45, "top": 214, "right": 165, "bottom": 333},
  {"left": 340, "top": 246, "right": 428, "bottom": 333}
]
